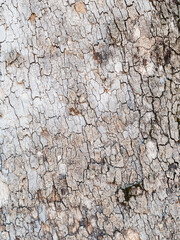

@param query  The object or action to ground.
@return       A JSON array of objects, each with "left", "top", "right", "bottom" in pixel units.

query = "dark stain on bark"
[
  {"left": 121, "top": 182, "right": 144, "bottom": 202},
  {"left": 164, "top": 49, "right": 171, "bottom": 65},
  {"left": 168, "top": 163, "right": 178, "bottom": 171},
  {"left": 93, "top": 50, "right": 109, "bottom": 64}
]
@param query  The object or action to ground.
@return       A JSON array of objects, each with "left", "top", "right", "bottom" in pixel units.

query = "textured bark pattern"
[{"left": 0, "top": 0, "right": 180, "bottom": 239}]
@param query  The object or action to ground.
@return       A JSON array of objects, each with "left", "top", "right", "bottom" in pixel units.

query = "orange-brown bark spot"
[
  {"left": 69, "top": 107, "right": 80, "bottom": 115},
  {"left": 74, "top": 2, "right": 87, "bottom": 14},
  {"left": 29, "top": 13, "right": 36, "bottom": 22}
]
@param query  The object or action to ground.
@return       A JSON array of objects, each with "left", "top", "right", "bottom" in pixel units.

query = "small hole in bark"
[
  {"left": 61, "top": 188, "right": 66, "bottom": 195},
  {"left": 143, "top": 59, "right": 147, "bottom": 66}
]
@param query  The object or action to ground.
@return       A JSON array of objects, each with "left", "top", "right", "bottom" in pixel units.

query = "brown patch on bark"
[
  {"left": 98, "top": 236, "right": 103, "bottom": 240},
  {"left": 69, "top": 107, "right": 80, "bottom": 115},
  {"left": 17, "top": 80, "right": 24, "bottom": 85},
  {"left": 29, "top": 13, "right": 36, "bottom": 22},
  {"left": 42, "top": 223, "right": 50, "bottom": 234},
  {"left": 93, "top": 51, "right": 102, "bottom": 64},
  {"left": 97, "top": 0, "right": 105, "bottom": 7},
  {"left": 51, "top": 186, "right": 61, "bottom": 202},
  {"left": 125, "top": 229, "right": 141, "bottom": 240},
  {"left": 84, "top": 219, "right": 93, "bottom": 234},
  {"left": 69, "top": 219, "right": 80, "bottom": 234},
  {"left": 104, "top": 89, "right": 109, "bottom": 93},
  {"left": 41, "top": 128, "right": 49, "bottom": 138},
  {"left": 74, "top": 2, "right": 86, "bottom": 14},
  {"left": 37, "top": 190, "right": 44, "bottom": 202}
]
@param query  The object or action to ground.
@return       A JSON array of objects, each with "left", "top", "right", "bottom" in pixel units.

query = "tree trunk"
[{"left": 0, "top": 0, "right": 179, "bottom": 239}]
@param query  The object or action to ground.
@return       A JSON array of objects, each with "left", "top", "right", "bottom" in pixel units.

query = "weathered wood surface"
[{"left": 0, "top": 0, "right": 179, "bottom": 239}]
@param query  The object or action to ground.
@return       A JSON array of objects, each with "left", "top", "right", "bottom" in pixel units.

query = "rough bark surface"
[{"left": 0, "top": 0, "right": 180, "bottom": 239}]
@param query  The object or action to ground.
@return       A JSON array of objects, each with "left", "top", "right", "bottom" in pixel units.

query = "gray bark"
[{"left": 0, "top": 0, "right": 179, "bottom": 239}]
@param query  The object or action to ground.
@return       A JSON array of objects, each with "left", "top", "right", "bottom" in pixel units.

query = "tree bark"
[{"left": 0, "top": 0, "right": 179, "bottom": 239}]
